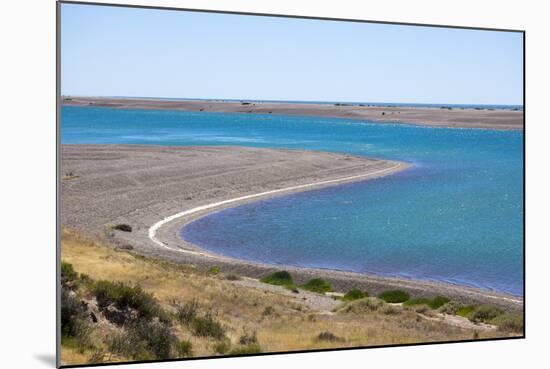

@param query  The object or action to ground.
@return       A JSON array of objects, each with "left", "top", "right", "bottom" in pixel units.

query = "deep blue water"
[{"left": 62, "top": 106, "right": 524, "bottom": 295}]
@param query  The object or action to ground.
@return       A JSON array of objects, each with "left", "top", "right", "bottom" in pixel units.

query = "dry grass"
[{"left": 60, "top": 229, "right": 512, "bottom": 366}]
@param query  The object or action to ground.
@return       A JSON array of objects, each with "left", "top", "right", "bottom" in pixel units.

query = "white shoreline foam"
[{"left": 148, "top": 163, "right": 404, "bottom": 255}]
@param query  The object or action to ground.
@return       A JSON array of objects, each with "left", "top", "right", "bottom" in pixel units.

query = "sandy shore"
[
  {"left": 62, "top": 96, "right": 524, "bottom": 130},
  {"left": 61, "top": 144, "right": 523, "bottom": 311}
]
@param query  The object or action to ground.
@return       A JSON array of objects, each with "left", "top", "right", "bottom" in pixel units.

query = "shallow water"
[{"left": 62, "top": 106, "right": 524, "bottom": 295}]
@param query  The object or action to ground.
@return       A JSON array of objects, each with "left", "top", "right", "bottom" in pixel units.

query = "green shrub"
[
  {"left": 173, "top": 340, "right": 193, "bottom": 358},
  {"left": 92, "top": 280, "right": 160, "bottom": 323},
  {"left": 343, "top": 289, "right": 368, "bottom": 301},
  {"left": 428, "top": 296, "right": 450, "bottom": 309},
  {"left": 301, "top": 278, "right": 332, "bottom": 294},
  {"left": 176, "top": 299, "right": 199, "bottom": 326},
  {"left": 112, "top": 224, "right": 132, "bottom": 232},
  {"left": 79, "top": 273, "right": 92, "bottom": 286},
  {"left": 190, "top": 311, "right": 226, "bottom": 340},
  {"left": 316, "top": 331, "right": 344, "bottom": 342},
  {"left": 61, "top": 261, "right": 78, "bottom": 286},
  {"left": 404, "top": 296, "right": 449, "bottom": 309},
  {"left": 61, "top": 288, "right": 92, "bottom": 346},
  {"left": 469, "top": 305, "right": 503, "bottom": 323},
  {"left": 438, "top": 301, "right": 464, "bottom": 315},
  {"left": 239, "top": 331, "right": 258, "bottom": 345},
  {"left": 107, "top": 331, "right": 150, "bottom": 361},
  {"left": 229, "top": 343, "right": 262, "bottom": 355},
  {"left": 108, "top": 320, "right": 178, "bottom": 361},
  {"left": 260, "top": 271, "right": 294, "bottom": 287},
  {"left": 208, "top": 266, "right": 220, "bottom": 275},
  {"left": 213, "top": 340, "right": 231, "bottom": 354},
  {"left": 378, "top": 290, "right": 410, "bottom": 303},
  {"left": 175, "top": 300, "right": 225, "bottom": 340},
  {"left": 127, "top": 319, "right": 177, "bottom": 360},
  {"left": 490, "top": 313, "right": 524, "bottom": 333},
  {"left": 456, "top": 305, "right": 476, "bottom": 318}
]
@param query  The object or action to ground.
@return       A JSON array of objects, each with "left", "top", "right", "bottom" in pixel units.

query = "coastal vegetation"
[
  {"left": 378, "top": 290, "right": 411, "bottom": 303},
  {"left": 301, "top": 278, "right": 332, "bottom": 293},
  {"left": 60, "top": 229, "right": 522, "bottom": 366},
  {"left": 260, "top": 270, "right": 294, "bottom": 288},
  {"left": 342, "top": 289, "right": 369, "bottom": 301},
  {"left": 260, "top": 272, "right": 333, "bottom": 294},
  {"left": 403, "top": 296, "right": 450, "bottom": 309}
]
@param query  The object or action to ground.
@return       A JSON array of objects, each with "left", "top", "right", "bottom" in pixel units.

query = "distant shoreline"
[
  {"left": 62, "top": 96, "right": 524, "bottom": 130},
  {"left": 61, "top": 144, "right": 523, "bottom": 311}
]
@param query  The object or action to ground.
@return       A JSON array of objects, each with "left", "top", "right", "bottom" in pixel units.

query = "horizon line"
[{"left": 61, "top": 94, "right": 524, "bottom": 107}]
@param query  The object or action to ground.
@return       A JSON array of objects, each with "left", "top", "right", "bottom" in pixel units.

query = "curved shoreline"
[
  {"left": 149, "top": 171, "right": 523, "bottom": 311},
  {"left": 61, "top": 145, "right": 523, "bottom": 312},
  {"left": 149, "top": 162, "right": 404, "bottom": 254},
  {"left": 151, "top": 172, "right": 524, "bottom": 310}
]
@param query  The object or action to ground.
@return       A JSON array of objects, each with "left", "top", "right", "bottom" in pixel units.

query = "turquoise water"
[{"left": 62, "top": 106, "right": 524, "bottom": 295}]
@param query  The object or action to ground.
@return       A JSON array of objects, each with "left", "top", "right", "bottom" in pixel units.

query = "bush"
[
  {"left": 127, "top": 319, "right": 177, "bottom": 360},
  {"left": 260, "top": 271, "right": 294, "bottom": 287},
  {"left": 175, "top": 300, "right": 225, "bottom": 340},
  {"left": 108, "top": 320, "right": 179, "bottom": 361},
  {"left": 456, "top": 305, "right": 476, "bottom": 318},
  {"left": 225, "top": 274, "right": 240, "bottom": 281},
  {"left": 490, "top": 313, "right": 524, "bottom": 333},
  {"left": 173, "top": 340, "right": 193, "bottom": 358},
  {"left": 113, "top": 224, "right": 132, "bottom": 232},
  {"left": 340, "top": 297, "right": 385, "bottom": 314},
  {"left": 190, "top": 311, "right": 226, "bottom": 340},
  {"left": 208, "top": 266, "right": 220, "bottom": 275},
  {"left": 438, "top": 301, "right": 464, "bottom": 315},
  {"left": 61, "top": 288, "right": 92, "bottom": 345},
  {"left": 301, "top": 278, "right": 332, "bottom": 294},
  {"left": 430, "top": 296, "right": 451, "bottom": 309},
  {"left": 92, "top": 280, "right": 161, "bottom": 323},
  {"left": 239, "top": 331, "right": 258, "bottom": 345},
  {"left": 317, "top": 331, "right": 344, "bottom": 342},
  {"left": 343, "top": 289, "right": 368, "bottom": 301},
  {"left": 176, "top": 299, "right": 199, "bottom": 326},
  {"left": 213, "top": 340, "right": 231, "bottom": 354},
  {"left": 107, "top": 331, "right": 149, "bottom": 361},
  {"left": 404, "top": 296, "right": 449, "bottom": 309},
  {"left": 378, "top": 290, "right": 410, "bottom": 303},
  {"left": 469, "top": 305, "right": 503, "bottom": 323},
  {"left": 61, "top": 261, "right": 78, "bottom": 286},
  {"left": 229, "top": 343, "right": 262, "bottom": 355}
]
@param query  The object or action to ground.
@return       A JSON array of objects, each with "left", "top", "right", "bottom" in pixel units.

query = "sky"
[{"left": 61, "top": 3, "right": 524, "bottom": 105}]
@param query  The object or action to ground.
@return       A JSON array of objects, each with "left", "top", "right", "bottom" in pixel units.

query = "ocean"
[{"left": 61, "top": 106, "right": 524, "bottom": 296}]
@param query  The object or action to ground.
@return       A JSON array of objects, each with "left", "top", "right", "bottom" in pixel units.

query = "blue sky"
[{"left": 61, "top": 3, "right": 523, "bottom": 105}]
